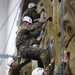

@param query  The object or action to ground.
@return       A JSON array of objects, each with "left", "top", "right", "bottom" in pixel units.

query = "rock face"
[
  {"left": 19, "top": 0, "right": 75, "bottom": 75},
  {"left": 63, "top": 0, "right": 75, "bottom": 74},
  {"left": 43, "top": 0, "right": 75, "bottom": 75}
]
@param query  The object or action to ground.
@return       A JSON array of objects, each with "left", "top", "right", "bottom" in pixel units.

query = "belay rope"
[
  {"left": 0, "top": 0, "right": 21, "bottom": 66},
  {"left": 59, "top": 0, "right": 64, "bottom": 75}
]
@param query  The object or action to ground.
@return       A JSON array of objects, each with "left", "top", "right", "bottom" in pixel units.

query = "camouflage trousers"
[{"left": 20, "top": 46, "right": 50, "bottom": 68}]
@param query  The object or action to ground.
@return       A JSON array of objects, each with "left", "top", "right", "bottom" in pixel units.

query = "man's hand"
[
  {"left": 51, "top": 57, "right": 55, "bottom": 64},
  {"left": 41, "top": 24, "right": 46, "bottom": 29},
  {"left": 46, "top": 16, "right": 52, "bottom": 21},
  {"left": 49, "top": 57, "right": 55, "bottom": 66},
  {"left": 43, "top": 16, "right": 52, "bottom": 23}
]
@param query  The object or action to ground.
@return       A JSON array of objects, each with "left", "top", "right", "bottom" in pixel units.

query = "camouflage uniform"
[
  {"left": 45, "top": 63, "right": 54, "bottom": 75},
  {"left": 9, "top": 60, "right": 30, "bottom": 75},
  {"left": 22, "top": 8, "right": 40, "bottom": 22},
  {"left": 16, "top": 22, "right": 50, "bottom": 68}
]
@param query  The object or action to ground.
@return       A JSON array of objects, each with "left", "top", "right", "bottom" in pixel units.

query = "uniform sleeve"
[
  {"left": 26, "top": 22, "right": 44, "bottom": 31},
  {"left": 45, "top": 65, "right": 51, "bottom": 75},
  {"left": 9, "top": 60, "right": 30, "bottom": 71},
  {"left": 31, "top": 11, "right": 40, "bottom": 19},
  {"left": 45, "top": 63, "right": 54, "bottom": 75},
  {"left": 22, "top": 9, "right": 30, "bottom": 18},
  {"left": 26, "top": 22, "right": 44, "bottom": 38},
  {"left": 16, "top": 26, "right": 29, "bottom": 47},
  {"left": 18, "top": 59, "right": 31, "bottom": 68},
  {"left": 29, "top": 28, "right": 41, "bottom": 38}
]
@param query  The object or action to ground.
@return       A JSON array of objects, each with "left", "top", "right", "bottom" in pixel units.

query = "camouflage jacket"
[
  {"left": 16, "top": 22, "right": 44, "bottom": 52},
  {"left": 22, "top": 8, "right": 40, "bottom": 21},
  {"left": 45, "top": 63, "right": 54, "bottom": 75},
  {"left": 9, "top": 61, "right": 26, "bottom": 75}
]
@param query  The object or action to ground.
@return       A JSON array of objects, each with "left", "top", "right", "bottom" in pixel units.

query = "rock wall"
[
  {"left": 19, "top": 0, "right": 75, "bottom": 75},
  {"left": 44, "top": 0, "right": 75, "bottom": 75}
]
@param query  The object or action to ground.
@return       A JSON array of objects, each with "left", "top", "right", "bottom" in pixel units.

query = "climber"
[
  {"left": 16, "top": 16, "right": 51, "bottom": 68},
  {"left": 22, "top": 2, "right": 44, "bottom": 23}
]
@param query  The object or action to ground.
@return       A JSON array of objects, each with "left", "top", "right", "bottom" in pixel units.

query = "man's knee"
[{"left": 20, "top": 50, "right": 29, "bottom": 59}]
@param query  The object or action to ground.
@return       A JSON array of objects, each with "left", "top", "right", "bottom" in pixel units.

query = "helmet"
[
  {"left": 22, "top": 16, "right": 32, "bottom": 23},
  {"left": 32, "top": 68, "right": 44, "bottom": 75},
  {"left": 8, "top": 60, "right": 14, "bottom": 66},
  {"left": 28, "top": 3, "right": 37, "bottom": 8}
]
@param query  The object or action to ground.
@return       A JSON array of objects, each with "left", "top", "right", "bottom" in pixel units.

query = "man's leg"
[
  {"left": 32, "top": 60, "right": 38, "bottom": 70},
  {"left": 20, "top": 46, "right": 44, "bottom": 68}
]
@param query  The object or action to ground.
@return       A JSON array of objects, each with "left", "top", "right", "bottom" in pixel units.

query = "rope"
[
  {"left": 41, "top": 29, "right": 46, "bottom": 49},
  {"left": 66, "top": 33, "right": 75, "bottom": 49},
  {"left": 7, "top": 42, "right": 15, "bottom": 54},
  {"left": 66, "top": 0, "right": 75, "bottom": 26},
  {"left": 66, "top": 0, "right": 75, "bottom": 14},
  {"left": 41, "top": 0, "right": 46, "bottom": 49},
  {"left": 59, "top": 0, "right": 64, "bottom": 75},
  {"left": 0, "top": 0, "right": 21, "bottom": 66},
  {"left": 0, "top": 0, "right": 20, "bottom": 31}
]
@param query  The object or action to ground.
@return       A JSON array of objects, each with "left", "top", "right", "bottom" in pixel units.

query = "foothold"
[
  {"left": 51, "top": 0, "right": 53, "bottom": 2},
  {"left": 58, "top": 0, "right": 61, "bottom": 2},
  {"left": 49, "top": 17, "right": 52, "bottom": 21}
]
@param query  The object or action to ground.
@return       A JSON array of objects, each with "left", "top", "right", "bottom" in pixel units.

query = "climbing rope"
[
  {"left": 59, "top": 0, "right": 64, "bottom": 75},
  {"left": 0, "top": 0, "right": 20, "bottom": 31},
  {"left": 0, "top": 0, "right": 21, "bottom": 66}
]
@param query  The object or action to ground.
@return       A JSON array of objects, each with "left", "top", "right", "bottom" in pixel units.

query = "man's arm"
[
  {"left": 45, "top": 57, "right": 55, "bottom": 75},
  {"left": 18, "top": 59, "right": 31, "bottom": 68},
  {"left": 26, "top": 16, "right": 50, "bottom": 31},
  {"left": 29, "top": 28, "right": 42, "bottom": 38},
  {"left": 22, "top": 9, "right": 30, "bottom": 19}
]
